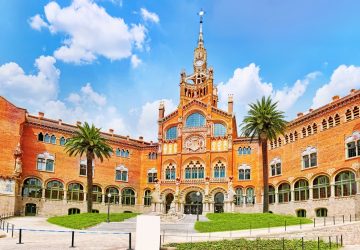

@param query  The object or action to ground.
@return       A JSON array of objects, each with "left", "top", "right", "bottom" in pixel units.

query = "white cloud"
[
  {"left": 80, "top": 83, "right": 107, "bottom": 106},
  {"left": 130, "top": 54, "right": 141, "bottom": 68},
  {"left": 312, "top": 65, "right": 360, "bottom": 108},
  {"left": 140, "top": 8, "right": 160, "bottom": 24},
  {"left": 29, "top": 14, "right": 49, "bottom": 31},
  {"left": 32, "top": 0, "right": 147, "bottom": 64},
  {"left": 0, "top": 56, "right": 59, "bottom": 108},
  {"left": 137, "top": 99, "right": 176, "bottom": 141},
  {"left": 217, "top": 63, "right": 318, "bottom": 120}
]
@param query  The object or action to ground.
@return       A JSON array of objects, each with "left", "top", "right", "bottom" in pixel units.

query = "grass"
[
  {"left": 167, "top": 238, "right": 340, "bottom": 250},
  {"left": 195, "top": 213, "right": 313, "bottom": 232},
  {"left": 47, "top": 212, "right": 139, "bottom": 229}
]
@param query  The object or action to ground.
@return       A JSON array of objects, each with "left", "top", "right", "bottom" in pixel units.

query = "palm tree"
[
  {"left": 240, "top": 96, "right": 287, "bottom": 213},
  {"left": 65, "top": 122, "right": 113, "bottom": 213}
]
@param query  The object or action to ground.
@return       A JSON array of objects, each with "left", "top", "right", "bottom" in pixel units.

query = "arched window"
[
  {"left": 302, "top": 127, "right": 306, "bottom": 138},
  {"left": 328, "top": 116, "right": 334, "bottom": 128},
  {"left": 115, "top": 165, "right": 128, "bottom": 182},
  {"left": 335, "top": 171, "right": 356, "bottom": 197},
  {"left": 285, "top": 135, "right": 289, "bottom": 144},
  {"left": 322, "top": 119, "right": 327, "bottom": 130},
  {"left": 234, "top": 188, "right": 243, "bottom": 205},
  {"left": 144, "top": 190, "right": 151, "bottom": 206},
  {"left": 147, "top": 168, "right": 157, "bottom": 183},
  {"left": 334, "top": 114, "right": 340, "bottom": 126},
  {"left": 345, "top": 131, "right": 360, "bottom": 158},
  {"left": 313, "top": 123, "right": 318, "bottom": 134},
  {"left": 214, "top": 160, "right": 226, "bottom": 178},
  {"left": 184, "top": 161, "right": 204, "bottom": 179},
  {"left": 246, "top": 188, "right": 255, "bottom": 204},
  {"left": 238, "top": 164, "right": 251, "bottom": 180},
  {"left": 45, "top": 180, "right": 64, "bottom": 200},
  {"left": 44, "top": 133, "right": 50, "bottom": 143},
  {"left": 165, "top": 163, "right": 176, "bottom": 180},
  {"left": 37, "top": 152, "right": 55, "bottom": 172},
  {"left": 238, "top": 147, "right": 243, "bottom": 155},
  {"left": 185, "top": 113, "right": 205, "bottom": 127},
  {"left": 105, "top": 187, "right": 119, "bottom": 204},
  {"left": 92, "top": 185, "right": 102, "bottom": 203},
  {"left": 302, "top": 146, "right": 317, "bottom": 169},
  {"left": 297, "top": 209, "right": 307, "bottom": 218},
  {"left": 278, "top": 138, "right": 282, "bottom": 147},
  {"left": 38, "top": 132, "right": 44, "bottom": 141},
  {"left": 50, "top": 135, "right": 56, "bottom": 144},
  {"left": 307, "top": 125, "right": 312, "bottom": 136},
  {"left": 122, "top": 188, "right": 135, "bottom": 205},
  {"left": 214, "top": 123, "right": 226, "bottom": 137},
  {"left": 268, "top": 186, "right": 275, "bottom": 204},
  {"left": 316, "top": 208, "right": 328, "bottom": 217},
  {"left": 60, "top": 137, "right": 66, "bottom": 146},
  {"left": 68, "top": 208, "right": 80, "bottom": 215},
  {"left": 121, "top": 149, "right": 125, "bottom": 157},
  {"left": 116, "top": 148, "right": 121, "bottom": 157},
  {"left": 346, "top": 109, "right": 352, "bottom": 121},
  {"left": 294, "top": 131, "right": 298, "bottom": 140},
  {"left": 294, "top": 179, "right": 309, "bottom": 201},
  {"left": 166, "top": 126, "right": 178, "bottom": 140},
  {"left": 278, "top": 183, "right": 291, "bottom": 203},
  {"left": 67, "top": 183, "right": 84, "bottom": 201},
  {"left": 270, "top": 158, "right": 281, "bottom": 176},
  {"left": 313, "top": 175, "right": 330, "bottom": 199},
  {"left": 148, "top": 152, "right": 157, "bottom": 160},
  {"left": 354, "top": 106, "right": 359, "bottom": 118},
  {"left": 22, "top": 178, "right": 42, "bottom": 198}
]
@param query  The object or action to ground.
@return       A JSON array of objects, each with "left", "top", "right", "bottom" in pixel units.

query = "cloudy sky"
[{"left": 1, "top": 0, "right": 360, "bottom": 141}]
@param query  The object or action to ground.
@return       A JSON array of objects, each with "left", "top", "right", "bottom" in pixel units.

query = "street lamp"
[
  {"left": 196, "top": 191, "right": 200, "bottom": 222},
  {"left": 107, "top": 193, "right": 111, "bottom": 223}
]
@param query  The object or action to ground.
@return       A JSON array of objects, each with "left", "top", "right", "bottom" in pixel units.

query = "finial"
[{"left": 197, "top": 9, "right": 205, "bottom": 46}]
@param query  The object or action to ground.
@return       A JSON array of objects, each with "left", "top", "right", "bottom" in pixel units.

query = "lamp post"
[
  {"left": 196, "top": 191, "right": 200, "bottom": 222},
  {"left": 107, "top": 193, "right": 111, "bottom": 223}
]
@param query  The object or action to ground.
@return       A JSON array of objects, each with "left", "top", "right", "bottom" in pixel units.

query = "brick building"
[{"left": 0, "top": 17, "right": 359, "bottom": 218}]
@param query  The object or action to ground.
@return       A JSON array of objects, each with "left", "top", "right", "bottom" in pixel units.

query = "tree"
[
  {"left": 65, "top": 122, "right": 113, "bottom": 213},
  {"left": 240, "top": 96, "right": 287, "bottom": 213}
]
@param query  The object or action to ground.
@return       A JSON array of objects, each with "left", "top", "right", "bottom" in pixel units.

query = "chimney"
[
  {"left": 150, "top": 140, "right": 153, "bottom": 145},
  {"left": 139, "top": 136, "right": 144, "bottom": 142},
  {"left": 126, "top": 135, "right": 130, "bottom": 140},
  {"left": 309, "top": 109, "right": 313, "bottom": 113},
  {"left": 58, "top": 119, "right": 62, "bottom": 125},
  {"left": 297, "top": 112, "right": 303, "bottom": 117},
  {"left": 350, "top": 89, "right": 357, "bottom": 94},
  {"left": 109, "top": 128, "right": 114, "bottom": 135},
  {"left": 76, "top": 121, "right": 81, "bottom": 126},
  {"left": 38, "top": 112, "right": 44, "bottom": 119},
  {"left": 228, "top": 94, "right": 233, "bottom": 114},
  {"left": 332, "top": 95, "right": 340, "bottom": 102},
  {"left": 158, "top": 101, "right": 165, "bottom": 119}
]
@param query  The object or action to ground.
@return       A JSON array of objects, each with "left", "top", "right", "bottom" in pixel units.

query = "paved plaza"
[{"left": 1, "top": 215, "right": 360, "bottom": 249}]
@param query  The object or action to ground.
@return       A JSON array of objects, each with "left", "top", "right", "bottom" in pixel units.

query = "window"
[
  {"left": 294, "top": 179, "right": 309, "bottom": 201},
  {"left": 38, "top": 132, "right": 44, "bottom": 141},
  {"left": 313, "top": 175, "right": 330, "bottom": 199},
  {"left": 22, "top": 178, "right": 42, "bottom": 198},
  {"left": 278, "top": 183, "right": 291, "bottom": 203},
  {"left": 335, "top": 171, "right": 356, "bottom": 197},
  {"left": 302, "top": 146, "right": 317, "bottom": 169},
  {"left": 285, "top": 135, "right": 289, "bottom": 144},
  {"left": 79, "top": 160, "right": 94, "bottom": 176},
  {"left": 328, "top": 117, "right": 334, "bottom": 128},
  {"left": 270, "top": 158, "right": 281, "bottom": 176},
  {"left": 214, "top": 123, "right": 226, "bottom": 137},
  {"left": 334, "top": 114, "right": 340, "bottom": 126},
  {"left": 68, "top": 208, "right": 80, "bottom": 215},
  {"left": 166, "top": 126, "right": 177, "bottom": 140},
  {"left": 214, "top": 160, "right": 226, "bottom": 178},
  {"left": 307, "top": 125, "right": 312, "bottom": 136},
  {"left": 289, "top": 133, "right": 294, "bottom": 142},
  {"left": 278, "top": 138, "right": 282, "bottom": 147},
  {"left": 354, "top": 106, "right": 359, "bottom": 118},
  {"left": 67, "top": 183, "right": 84, "bottom": 201},
  {"left": 246, "top": 188, "right": 255, "bottom": 204},
  {"left": 297, "top": 209, "right": 307, "bottom": 218},
  {"left": 185, "top": 112, "right": 205, "bottom": 127},
  {"left": 316, "top": 208, "right": 328, "bottom": 217},
  {"left": 238, "top": 147, "right": 243, "bottom": 155},
  {"left": 144, "top": 190, "right": 152, "bottom": 206},
  {"left": 238, "top": 164, "right": 251, "bottom": 180},
  {"left": 115, "top": 165, "right": 128, "bottom": 182},
  {"left": 147, "top": 168, "right": 157, "bottom": 183},
  {"left": 122, "top": 188, "right": 135, "bottom": 205},
  {"left": 268, "top": 186, "right": 275, "bottom": 204},
  {"left": 60, "top": 137, "right": 66, "bottom": 146},
  {"left": 45, "top": 180, "right": 64, "bottom": 200},
  {"left": 302, "top": 127, "right": 306, "bottom": 138},
  {"left": 148, "top": 152, "right": 157, "bottom": 160},
  {"left": 92, "top": 185, "right": 102, "bottom": 203},
  {"left": 36, "top": 152, "right": 55, "bottom": 172},
  {"left": 346, "top": 132, "right": 360, "bottom": 158},
  {"left": 105, "top": 187, "right": 120, "bottom": 204},
  {"left": 116, "top": 148, "right": 121, "bottom": 157},
  {"left": 184, "top": 161, "right": 204, "bottom": 179},
  {"left": 50, "top": 135, "right": 56, "bottom": 144},
  {"left": 234, "top": 188, "right": 243, "bottom": 205},
  {"left": 313, "top": 123, "right": 317, "bottom": 134},
  {"left": 322, "top": 119, "right": 327, "bottom": 130},
  {"left": 165, "top": 163, "right": 176, "bottom": 180},
  {"left": 294, "top": 131, "right": 298, "bottom": 140},
  {"left": 44, "top": 133, "right": 51, "bottom": 143},
  {"left": 346, "top": 109, "right": 352, "bottom": 121}
]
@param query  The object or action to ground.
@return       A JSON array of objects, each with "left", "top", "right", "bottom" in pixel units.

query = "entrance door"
[
  {"left": 25, "top": 203, "right": 37, "bottom": 216},
  {"left": 184, "top": 191, "right": 202, "bottom": 215},
  {"left": 214, "top": 192, "right": 224, "bottom": 213},
  {"left": 165, "top": 193, "right": 174, "bottom": 213}
]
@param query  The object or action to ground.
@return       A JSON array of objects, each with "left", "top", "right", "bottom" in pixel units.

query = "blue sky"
[{"left": 1, "top": 0, "right": 360, "bottom": 140}]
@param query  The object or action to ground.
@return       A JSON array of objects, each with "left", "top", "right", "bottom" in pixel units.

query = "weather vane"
[{"left": 198, "top": 8, "right": 205, "bottom": 23}]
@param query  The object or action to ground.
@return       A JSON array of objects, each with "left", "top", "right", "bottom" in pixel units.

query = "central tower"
[{"left": 179, "top": 10, "right": 218, "bottom": 107}]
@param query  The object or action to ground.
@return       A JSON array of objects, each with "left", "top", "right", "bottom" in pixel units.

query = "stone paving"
[{"left": 1, "top": 215, "right": 360, "bottom": 249}]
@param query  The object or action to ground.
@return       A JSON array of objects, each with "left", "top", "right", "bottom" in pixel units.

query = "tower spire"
[{"left": 197, "top": 9, "right": 205, "bottom": 47}]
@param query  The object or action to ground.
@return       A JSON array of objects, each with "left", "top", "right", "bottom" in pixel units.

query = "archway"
[
  {"left": 165, "top": 193, "right": 174, "bottom": 213},
  {"left": 25, "top": 203, "right": 37, "bottom": 216},
  {"left": 184, "top": 191, "right": 203, "bottom": 215},
  {"left": 214, "top": 192, "right": 224, "bottom": 213}
]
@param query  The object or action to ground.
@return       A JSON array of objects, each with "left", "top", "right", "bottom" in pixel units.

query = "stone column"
[
  {"left": 275, "top": 192, "right": 279, "bottom": 203},
  {"left": 330, "top": 182, "right": 335, "bottom": 198},
  {"left": 356, "top": 178, "right": 360, "bottom": 194},
  {"left": 63, "top": 189, "right": 67, "bottom": 203},
  {"left": 101, "top": 193, "right": 105, "bottom": 205},
  {"left": 41, "top": 186, "right": 46, "bottom": 199},
  {"left": 83, "top": 192, "right": 87, "bottom": 202},
  {"left": 309, "top": 186, "right": 313, "bottom": 200}
]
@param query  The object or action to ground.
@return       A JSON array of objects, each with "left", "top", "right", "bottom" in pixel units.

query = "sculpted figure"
[
  {"left": 13, "top": 143, "right": 23, "bottom": 176},
  {"left": 151, "top": 181, "right": 161, "bottom": 203},
  {"left": 227, "top": 179, "right": 235, "bottom": 201}
]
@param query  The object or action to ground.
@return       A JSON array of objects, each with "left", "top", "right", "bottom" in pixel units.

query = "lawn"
[
  {"left": 47, "top": 212, "right": 139, "bottom": 229},
  {"left": 167, "top": 238, "right": 339, "bottom": 250},
  {"left": 195, "top": 213, "right": 312, "bottom": 232}
]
